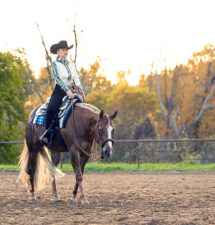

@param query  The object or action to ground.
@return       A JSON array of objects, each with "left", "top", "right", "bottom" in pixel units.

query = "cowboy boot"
[
  {"left": 40, "top": 113, "right": 58, "bottom": 146},
  {"left": 39, "top": 127, "right": 54, "bottom": 146}
]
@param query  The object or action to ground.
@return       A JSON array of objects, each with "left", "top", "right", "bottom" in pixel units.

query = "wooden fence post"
[{"left": 137, "top": 141, "right": 140, "bottom": 169}]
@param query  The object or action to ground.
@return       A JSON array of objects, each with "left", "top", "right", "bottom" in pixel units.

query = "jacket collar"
[{"left": 57, "top": 57, "right": 69, "bottom": 65}]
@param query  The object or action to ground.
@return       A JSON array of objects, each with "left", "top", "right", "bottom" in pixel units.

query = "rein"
[{"left": 71, "top": 103, "right": 101, "bottom": 161}]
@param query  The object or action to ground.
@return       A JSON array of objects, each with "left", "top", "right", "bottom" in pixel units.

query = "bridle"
[
  {"left": 71, "top": 103, "right": 115, "bottom": 161},
  {"left": 97, "top": 126, "right": 115, "bottom": 148}
]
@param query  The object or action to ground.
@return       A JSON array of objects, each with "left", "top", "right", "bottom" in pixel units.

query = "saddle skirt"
[{"left": 32, "top": 95, "right": 83, "bottom": 128}]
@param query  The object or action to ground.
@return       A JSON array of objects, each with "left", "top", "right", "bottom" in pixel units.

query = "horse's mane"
[{"left": 76, "top": 102, "right": 100, "bottom": 115}]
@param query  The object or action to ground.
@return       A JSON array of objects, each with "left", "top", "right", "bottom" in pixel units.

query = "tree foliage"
[
  {"left": 0, "top": 52, "right": 29, "bottom": 163},
  {"left": 3, "top": 44, "right": 215, "bottom": 163}
]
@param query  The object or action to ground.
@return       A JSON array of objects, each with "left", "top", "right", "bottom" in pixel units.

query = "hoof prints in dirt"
[{"left": 1, "top": 172, "right": 215, "bottom": 224}]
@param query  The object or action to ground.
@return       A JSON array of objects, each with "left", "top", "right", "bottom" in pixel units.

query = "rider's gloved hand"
[{"left": 66, "top": 89, "right": 75, "bottom": 98}]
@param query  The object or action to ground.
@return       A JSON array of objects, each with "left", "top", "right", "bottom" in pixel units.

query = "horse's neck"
[
  {"left": 78, "top": 103, "right": 100, "bottom": 115},
  {"left": 78, "top": 103, "right": 100, "bottom": 141}
]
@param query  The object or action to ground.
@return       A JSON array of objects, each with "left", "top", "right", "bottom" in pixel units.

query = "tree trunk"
[
  {"left": 25, "top": 60, "right": 44, "bottom": 104},
  {"left": 155, "top": 74, "right": 167, "bottom": 123},
  {"left": 36, "top": 22, "right": 54, "bottom": 90}
]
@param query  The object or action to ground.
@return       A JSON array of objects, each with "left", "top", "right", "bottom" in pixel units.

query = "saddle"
[
  {"left": 36, "top": 94, "right": 83, "bottom": 118},
  {"left": 32, "top": 94, "right": 84, "bottom": 151}
]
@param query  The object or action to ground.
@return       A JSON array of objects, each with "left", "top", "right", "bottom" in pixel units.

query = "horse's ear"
[
  {"left": 99, "top": 110, "right": 104, "bottom": 119},
  {"left": 110, "top": 110, "right": 118, "bottom": 120}
]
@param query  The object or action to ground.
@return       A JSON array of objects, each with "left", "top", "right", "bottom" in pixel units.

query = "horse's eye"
[{"left": 99, "top": 127, "right": 103, "bottom": 134}]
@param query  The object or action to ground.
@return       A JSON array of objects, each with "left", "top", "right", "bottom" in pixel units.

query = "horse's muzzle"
[{"left": 102, "top": 145, "right": 114, "bottom": 159}]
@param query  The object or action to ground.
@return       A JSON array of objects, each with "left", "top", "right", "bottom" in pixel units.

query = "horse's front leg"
[
  {"left": 51, "top": 151, "right": 61, "bottom": 202},
  {"left": 70, "top": 181, "right": 78, "bottom": 203},
  {"left": 78, "top": 176, "right": 89, "bottom": 205},
  {"left": 69, "top": 147, "right": 89, "bottom": 204},
  {"left": 71, "top": 153, "right": 89, "bottom": 203}
]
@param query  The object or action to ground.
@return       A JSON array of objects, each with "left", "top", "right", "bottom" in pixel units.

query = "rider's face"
[{"left": 57, "top": 48, "right": 68, "bottom": 59}]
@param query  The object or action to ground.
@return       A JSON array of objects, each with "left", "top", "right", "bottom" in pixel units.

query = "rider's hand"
[
  {"left": 83, "top": 94, "right": 86, "bottom": 102},
  {"left": 66, "top": 89, "right": 75, "bottom": 98},
  {"left": 81, "top": 90, "right": 86, "bottom": 102}
]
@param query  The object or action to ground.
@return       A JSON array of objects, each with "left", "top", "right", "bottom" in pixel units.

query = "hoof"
[
  {"left": 53, "top": 196, "right": 60, "bottom": 202},
  {"left": 81, "top": 200, "right": 89, "bottom": 205},
  {"left": 70, "top": 198, "right": 77, "bottom": 203},
  {"left": 30, "top": 196, "right": 36, "bottom": 201}
]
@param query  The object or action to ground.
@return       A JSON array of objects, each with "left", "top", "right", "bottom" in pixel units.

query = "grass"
[{"left": 1, "top": 162, "right": 215, "bottom": 172}]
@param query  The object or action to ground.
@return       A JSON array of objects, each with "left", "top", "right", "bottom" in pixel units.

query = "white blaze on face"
[{"left": 107, "top": 125, "right": 113, "bottom": 149}]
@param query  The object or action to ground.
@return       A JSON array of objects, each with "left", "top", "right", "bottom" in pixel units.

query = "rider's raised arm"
[{"left": 51, "top": 61, "right": 70, "bottom": 93}]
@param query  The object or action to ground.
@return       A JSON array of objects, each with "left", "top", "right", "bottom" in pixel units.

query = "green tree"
[
  {"left": 0, "top": 51, "right": 28, "bottom": 163},
  {"left": 80, "top": 60, "right": 112, "bottom": 95},
  {"left": 87, "top": 83, "right": 159, "bottom": 161}
]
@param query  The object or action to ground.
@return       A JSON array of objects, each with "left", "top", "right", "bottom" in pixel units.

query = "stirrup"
[{"left": 39, "top": 129, "right": 53, "bottom": 146}]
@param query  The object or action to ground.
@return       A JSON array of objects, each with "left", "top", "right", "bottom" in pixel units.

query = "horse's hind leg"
[
  {"left": 51, "top": 151, "right": 61, "bottom": 202},
  {"left": 27, "top": 150, "right": 38, "bottom": 200}
]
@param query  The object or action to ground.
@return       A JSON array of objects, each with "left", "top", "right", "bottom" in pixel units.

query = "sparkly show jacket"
[{"left": 51, "top": 57, "right": 83, "bottom": 93}]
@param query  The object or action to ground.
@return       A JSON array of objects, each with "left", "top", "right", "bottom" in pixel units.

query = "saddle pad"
[
  {"left": 35, "top": 95, "right": 82, "bottom": 118},
  {"left": 31, "top": 98, "right": 79, "bottom": 128}
]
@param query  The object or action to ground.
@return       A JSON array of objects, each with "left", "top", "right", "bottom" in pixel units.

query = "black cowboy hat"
[{"left": 50, "top": 40, "right": 74, "bottom": 54}]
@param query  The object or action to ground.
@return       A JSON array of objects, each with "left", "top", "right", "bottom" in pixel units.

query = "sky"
[{"left": 1, "top": 0, "right": 215, "bottom": 85}]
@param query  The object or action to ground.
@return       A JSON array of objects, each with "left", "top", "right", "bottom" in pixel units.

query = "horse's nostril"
[{"left": 105, "top": 150, "right": 108, "bottom": 155}]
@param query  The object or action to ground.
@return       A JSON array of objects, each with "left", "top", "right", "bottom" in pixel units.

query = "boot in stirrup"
[{"left": 39, "top": 128, "right": 53, "bottom": 146}]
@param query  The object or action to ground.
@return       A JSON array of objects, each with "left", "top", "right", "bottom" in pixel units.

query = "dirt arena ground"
[{"left": 1, "top": 172, "right": 215, "bottom": 225}]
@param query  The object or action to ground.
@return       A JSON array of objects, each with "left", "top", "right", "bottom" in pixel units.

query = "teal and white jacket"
[{"left": 51, "top": 58, "right": 83, "bottom": 92}]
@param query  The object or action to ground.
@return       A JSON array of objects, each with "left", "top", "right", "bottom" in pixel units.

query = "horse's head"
[{"left": 97, "top": 110, "right": 118, "bottom": 159}]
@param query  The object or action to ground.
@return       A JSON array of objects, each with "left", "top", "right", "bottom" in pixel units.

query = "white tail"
[
  {"left": 17, "top": 139, "right": 31, "bottom": 189},
  {"left": 17, "top": 139, "right": 65, "bottom": 191}
]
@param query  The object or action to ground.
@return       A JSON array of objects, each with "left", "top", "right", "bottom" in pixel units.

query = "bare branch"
[
  {"left": 25, "top": 59, "right": 44, "bottom": 104},
  {"left": 36, "top": 22, "right": 52, "bottom": 63},
  {"left": 206, "top": 103, "right": 215, "bottom": 109},
  {"left": 36, "top": 22, "right": 54, "bottom": 90},
  {"left": 191, "top": 83, "right": 215, "bottom": 128},
  {"left": 173, "top": 106, "right": 179, "bottom": 138},
  {"left": 155, "top": 74, "right": 167, "bottom": 123},
  {"left": 163, "top": 66, "right": 168, "bottom": 109},
  {"left": 204, "top": 74, "right": 215, "bottom": 93},
  {"left": 73, "top": 24, "right": 78, "bottom": 63},
  {"left": 65, "top": 16, "right": 79, "bottom": 63}
]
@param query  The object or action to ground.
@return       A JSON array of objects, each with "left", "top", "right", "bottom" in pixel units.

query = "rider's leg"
[{"left": 40, "top": 84, "right": 66, "bottom": 145}]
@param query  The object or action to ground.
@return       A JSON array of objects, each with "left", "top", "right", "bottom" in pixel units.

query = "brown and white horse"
[{"left": 17, "top": 102, "right": 117, "bottom": 204}]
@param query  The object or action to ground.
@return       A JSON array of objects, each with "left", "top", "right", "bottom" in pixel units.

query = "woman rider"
[{"left": 40, "top": 40, "right": 85, "bottom": 146}]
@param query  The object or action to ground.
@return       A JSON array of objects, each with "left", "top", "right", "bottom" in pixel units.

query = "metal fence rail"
[
  {"left": 0, "top": 141, "right": 24, "bottom": 144},
  {"left": 1, "top": 138, "right": 215, "bottom": 145},
  {"left": 1, "top": 139, "right": 215, "bottom": 166},
  {"left": 115, "top": 138, "right": 215, "bottom": 143},
  {"left": 115, "top": 138, "right": 215, "bottom": 167}
]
